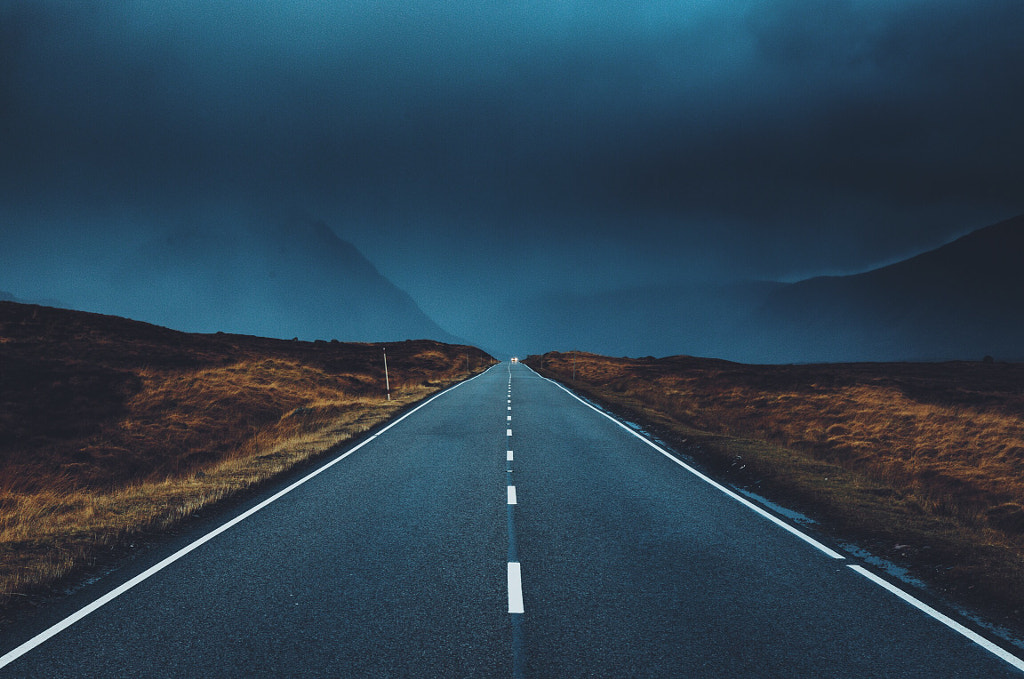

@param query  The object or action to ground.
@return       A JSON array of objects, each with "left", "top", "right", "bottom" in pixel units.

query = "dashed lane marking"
[{"left": 507, "top": 563, "right": 524, "bottom": 614}]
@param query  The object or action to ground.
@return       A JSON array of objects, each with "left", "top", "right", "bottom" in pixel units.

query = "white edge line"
[
  {"left": 0, "top": 368, "right": 491, "bottom": 670},
  {"left": 848, "top": 565, "right": 1024, "bottom": 671},
  {"left": 531, "top": 367, "right": 844, "bottom": 560},
  {"left": 507, "top": 562, "right": 524, "bottom": 614}
]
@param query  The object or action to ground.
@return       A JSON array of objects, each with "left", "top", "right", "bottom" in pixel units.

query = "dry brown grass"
[
  {"left": 528, "top": 351, "right": 1024, "bottom": 631},
  {"left": 0, "top": 393, "right": 402, "bottom": 606},
  {"left": 0, "top": 301, "right": 493, "bottom": 616}
]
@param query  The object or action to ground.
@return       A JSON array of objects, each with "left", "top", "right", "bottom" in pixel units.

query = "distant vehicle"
[{"left": 510, "top": 356, "right": 519, "bottom": 363}]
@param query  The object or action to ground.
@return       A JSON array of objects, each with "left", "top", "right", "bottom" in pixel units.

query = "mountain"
[
  {"left": 499, "top": 281, "right": 784, "bottom": 359},
  {"left": 7, "top": 217, "right": 460, "bottom": 344},
  {"left": 749, "top": 214, "right": 1024, "bottom": 363},
  {"left": 0, "top": 290, "right": 63, "bottom": 307},
  {"left": 501, "top": 215, "right": 1024, "bottom": 363}
]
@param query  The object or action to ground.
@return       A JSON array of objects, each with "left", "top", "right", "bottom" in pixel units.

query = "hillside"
[
  {"left": 495, "top": 215, "right": 1024, "bottom": 363},
  {"left": 1, "top": 216, "right": 459, "bottom": 345},
  {"left": 0, "top": 301, "right": 492, "bottom": 617},
  {"left": 753, "top": 214, "right": 1024, "bottom": 362}
]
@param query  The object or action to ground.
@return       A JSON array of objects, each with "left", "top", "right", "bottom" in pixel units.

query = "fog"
[{"left": 2, "top": 1, "right": 1021, "bottom": 354}]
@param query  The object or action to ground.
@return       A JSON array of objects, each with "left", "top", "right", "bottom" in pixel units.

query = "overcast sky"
[{"left": 2, "top": 0, "right": 1022, "bottom": 337}]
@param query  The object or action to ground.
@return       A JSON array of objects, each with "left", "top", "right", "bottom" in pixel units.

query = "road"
[{"left": 1, "top": 361, "right": 1022, "bottom": 677}]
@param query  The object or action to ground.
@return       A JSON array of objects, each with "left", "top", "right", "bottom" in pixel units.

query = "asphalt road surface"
[{"left": 2, "top": 362, "right": 1022, "bottom": 677}]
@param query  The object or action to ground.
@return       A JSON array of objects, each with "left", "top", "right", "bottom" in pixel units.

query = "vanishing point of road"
[{"left": 2, "top": 362, "right": 1022, "bottom": 677}]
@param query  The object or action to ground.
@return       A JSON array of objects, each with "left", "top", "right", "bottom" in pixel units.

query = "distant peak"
[{"left": 309, "top": 218, "right": 338, "bottom": 243}]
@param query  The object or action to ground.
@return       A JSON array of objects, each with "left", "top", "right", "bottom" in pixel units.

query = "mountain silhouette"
[
  {"left": 47, "top": 216, "right": 460, "bottom": 344},
  {"left": 496, "top": 214, "right": 1024, "bottom": 363},
  {"left": 751, "top": 214, "right": 1024, "bottom": 362},
  {"left": 495, "top": 281, "right": 783, "bottom": 359}
]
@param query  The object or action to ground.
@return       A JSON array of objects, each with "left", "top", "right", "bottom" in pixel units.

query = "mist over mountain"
[
  {"left": 5, "top": 210, "right": 1019, "bottom": 363},
  {"left": 495, "top": 215, "right": 1024, "bottom": 363},
  {"left": 488, "top": 282, "right": 783, "bottom": 360},
  {"left": 2, "top": 2, "right": 1022, "bottom": 364},
  {"left": 2, "top": 215, "right": 459, "bottom": 345}
]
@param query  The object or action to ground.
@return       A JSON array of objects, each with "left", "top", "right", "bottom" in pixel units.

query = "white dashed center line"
[
  {"left": 506, "top": 364, "right": 526, "bottom": 678},
  {"left": 507, "top": 563, "right": 524, "bottom": 614}
]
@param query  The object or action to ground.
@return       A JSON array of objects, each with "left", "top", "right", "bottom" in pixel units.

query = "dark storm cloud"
[
  {"left": 2, "top": 1, "right": 519, "bottom": 205},
  {"left": 2, "top": 0, "right": 1022, "bottom": 302},
  {"left": 533, "top": 0, "right": 1024, "bottom": 216}
]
